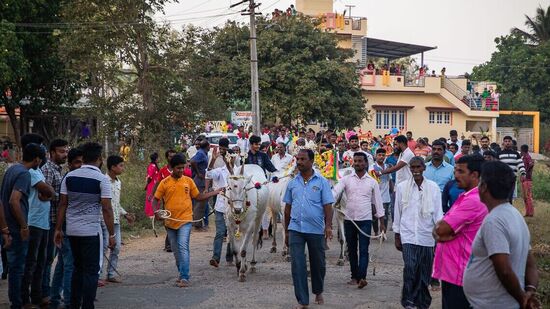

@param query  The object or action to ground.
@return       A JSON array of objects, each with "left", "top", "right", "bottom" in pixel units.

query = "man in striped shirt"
[{"left": 498, "top": 136, "right": 526, "bottom": 201}]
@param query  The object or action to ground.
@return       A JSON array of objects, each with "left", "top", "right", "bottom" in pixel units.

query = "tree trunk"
[{"left": 5, "top": 104, "right": 21, "bottom": 147}]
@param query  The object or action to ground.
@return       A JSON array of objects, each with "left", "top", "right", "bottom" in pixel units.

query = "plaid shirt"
[{"left": 41, "top": 160, "right": 64, "bottom": 225}]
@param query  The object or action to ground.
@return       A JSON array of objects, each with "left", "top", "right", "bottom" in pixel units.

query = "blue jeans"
[
  {"left": 69, "top": 234, "right": 100, "bottom": 309},
  {"left": 42, "top": 225, "right": 56, "bottom": 299},
  {"left": 343, "top": 220, "right": 371, "bottom": 280},
  {"left": 289, "top": 231, "right": 326, "bottom": 306},
  {"left": 6, "top": 231, "right": 30, "bottom": 309},
  {"left": 101, "top": 223, "right": 121, "bottom": 279},
  {"left": 22, "top": 226, "right": 49, "bottom": 306},
  {"left": 167, "top": 223, "right": 192, "bottom": 281},
  {"left": 212, "top": 211, "right": 232, "bottom": 262},
  {"left": 50, "top": 236, "right": 73, "bottom": 308}
]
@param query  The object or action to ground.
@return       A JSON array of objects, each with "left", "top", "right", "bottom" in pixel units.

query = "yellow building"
[{"left": 296, "top": 0, "right": 501, "bottom": 145}]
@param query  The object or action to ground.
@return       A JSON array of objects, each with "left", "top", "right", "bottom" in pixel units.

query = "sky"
[{"left": 156, "top": 0, "right": 548, "bottom": 75}]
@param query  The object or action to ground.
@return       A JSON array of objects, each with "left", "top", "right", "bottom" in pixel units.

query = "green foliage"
[
  {"left": 512, "top": 5, "right": 550, "bottom": 45},
  {"left": 188, "top": 16, "right": 367, "bottom": 129},
  {"left": 533, "top": 163, "right": 550, "bottom": 200},
  {"left": 471, "top": 34, "right": 550, "bottom": 132},
  {"left": 0, "top": 0, "right": 83, "bottom": 144}
]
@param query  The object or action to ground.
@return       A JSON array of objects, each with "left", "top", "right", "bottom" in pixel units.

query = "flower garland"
[{"left": 314, "top": 150, "right": 339, "bottom": 180}]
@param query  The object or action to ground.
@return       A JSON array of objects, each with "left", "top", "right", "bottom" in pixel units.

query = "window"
[
  {"left": 375, "top": 109, "right": 406, "bottom": 130},
  {"left": 429, "top": 111, "right": 452, "bottom": 124}
]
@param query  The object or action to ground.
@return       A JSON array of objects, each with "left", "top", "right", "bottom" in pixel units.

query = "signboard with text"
[{"left": 231, "top": 111, "right": 253, "bottom": 126}]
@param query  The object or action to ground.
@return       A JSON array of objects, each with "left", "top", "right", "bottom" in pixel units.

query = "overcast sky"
[{"left": 156, "top": 0, "right": 547, "bottom": 75}]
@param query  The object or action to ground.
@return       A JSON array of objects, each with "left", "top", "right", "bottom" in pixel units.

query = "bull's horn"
[{"left": 240, "top": 164, "right": 244, "bottom": 175}]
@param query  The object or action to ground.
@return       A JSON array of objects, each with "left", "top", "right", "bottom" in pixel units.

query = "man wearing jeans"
[
  {"left": 206, "top": 139, "right": 234, "bottom": 268},
  {"left": 1, "top": 143, "right": 44, "bottom": 308},
  {"left": 22, "top": 156, "right": 55, "bottom": 308},
  {"left": 50, "top": 147, "right": 83, "bottom": 309},
  {"left": 40, "top": 138, "right": 68, "bottom": 305},
  {"left": 190, "top": 140, "right": 210, "bottom": 231},
  {"left": 332, "top": 152, "right": 385, "bottom": 289},
  {"left": 54, "top": 142, "right": 115, "bottom": 309},
  {"left": 153, "top": 154, "right": 221, "bottom": 287},
  {"left": 284, "top": 149, "right": 334, "bottom": 308}
]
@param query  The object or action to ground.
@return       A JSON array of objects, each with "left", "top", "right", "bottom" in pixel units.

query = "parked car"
[{"left": 201, "top": 132, "right": 238, "bottom": 149}]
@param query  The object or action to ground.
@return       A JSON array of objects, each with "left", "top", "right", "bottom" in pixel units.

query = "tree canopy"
[{"left": 188, "top": 15, "right": 367, "bottom": 129}]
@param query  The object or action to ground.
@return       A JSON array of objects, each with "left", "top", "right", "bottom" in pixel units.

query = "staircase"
[{"left": 442, "top": 78, "right": 478, "bottom": 109}]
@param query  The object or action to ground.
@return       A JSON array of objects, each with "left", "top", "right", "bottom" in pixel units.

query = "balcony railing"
[{"left": 443, "top": 78, "right": 499, "bottom": 111}]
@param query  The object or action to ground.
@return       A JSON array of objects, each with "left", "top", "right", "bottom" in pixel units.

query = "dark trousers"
[
  {"left": 1, "top": 246, "right": 8, "bottom": 276},
  {"left": 22, "top": 226, "right": 48, "bottom": 305},
  {"left": 42, "top": 226, "right": 56, "bottom": 299},
  {"left": 401, "top": 244, "right": 434, "bottom": 309},
  {"left": 6, "top": 231, "right": 29, "bottom": 309},
  {"left": 192, "top": 187, "right": 206, "bottom": 228},
  {"left": 343, "top": 220, "right": 371, "bottom": 280},
  {"left": 69, "top": 234, "right": 100, "bottom": 309},
  {"left": 442, "top": 281, "right": 472, "bottom": 309},
  {"left": 289, "top": 231, "right": 325, "bottom": 306}
]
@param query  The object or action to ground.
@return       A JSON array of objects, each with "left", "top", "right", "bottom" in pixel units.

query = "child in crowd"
[
  {"left": 372, "top": 148, "right": 392, "bottom": 234},
  {"left": 100, "top": 155, "right": 135, "bottom": 284}
]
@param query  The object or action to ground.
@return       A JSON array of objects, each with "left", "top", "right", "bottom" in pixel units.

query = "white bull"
[
  {"left": 225, "top": 164, "right": 269, "bottom": 282},
  {"left": 332, "top": 167, "right": 355, "bottom": 266},
  {"left": 265, "top": 169, "right": 293, "bottom": 258}
]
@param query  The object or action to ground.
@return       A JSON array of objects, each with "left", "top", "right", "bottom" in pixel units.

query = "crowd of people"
[
  {"left": 145, "top": 125, "right": 540, "bottom": 309},
  {"left": 0, "top": 133, "right": 135, "bottom": 309},
  {"left": 0, "top": 125, "right": 542, "bottom": 309}
]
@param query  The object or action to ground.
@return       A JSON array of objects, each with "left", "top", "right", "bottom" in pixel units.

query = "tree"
[
  {"left": 0, "top": 0, "right": 82, "bottom": 146},
  {"left": 512, "top": 5, "right": 550, "bottom": 45},
  {"left": 190, "top": 15, "right": 367, "bottom": 129},
  {"left": 58, "top": 0, "right": 221, "bottom": 150}
]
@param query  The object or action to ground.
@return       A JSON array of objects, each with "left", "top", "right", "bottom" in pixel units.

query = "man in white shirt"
[
  {"left": 236, "top": 126, "right": 249, "bottom": 155},
  {"left": 332, "top": 152, "right": 385, "bottom": 289},
  {"left": 447, "top": 130, "right": 463, "bottom": 149},
  {"left": 260, "top": 127, "right": 271, "bottom": 144},
  {"left": 342, "top": 135, "right": 374, "bottom": 170},
  {"left": 379, "top": 135, "right": 415, "bottom": 186},
  {"left": 393, "top": 157, "right": 443, "bottom": 309},
  {"left": 271, "top": 143, "right": 293, "bottom": 171},
  {"left": 206, "top": 144, "right": 234, "bottom": 268},
  {"left": 275, "top": 128, "right": 290, "bottom": 146},
  {"left": 304, "top": 130, "right": 317, "bottom": 150}
]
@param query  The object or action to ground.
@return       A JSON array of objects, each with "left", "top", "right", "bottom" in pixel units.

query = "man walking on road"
[
  {"left": 284, "top": 149, "right": 334, "bottom": 308},
  {"left": 463, "top": 161, "right": 541, "bottom": 309},
  {"left": 332, "top": 152, "right": 385, "bottom": 289},
  {"left": 54, "top": 142, "right": 116, "bottom": 309},
  {"left": 432, "top": 155, "right": 488, "bottom": 309},
  {"left": 393, "top": 157, "right": 443, "bottom": 309}
]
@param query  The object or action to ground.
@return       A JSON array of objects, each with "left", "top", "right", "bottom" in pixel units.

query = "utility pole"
[
  {"left": 232, "top": 0, "right": 261, "bottom": 136},
  {"left": 248, "top": 0, "right": 261, "bottom": 136}
]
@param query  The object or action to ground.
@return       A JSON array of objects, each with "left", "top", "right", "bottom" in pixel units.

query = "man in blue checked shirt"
[{"left": 283, "top": 149, "right": 335, "bottom": 309}]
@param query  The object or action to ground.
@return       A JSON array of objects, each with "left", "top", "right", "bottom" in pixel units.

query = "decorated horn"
[{"left": 240, "top": 163, "right": 244, "bottom": 175}]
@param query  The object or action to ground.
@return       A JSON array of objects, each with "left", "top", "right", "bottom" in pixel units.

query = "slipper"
[
  {"left": 358, "top": 279, "right": 368, "bottom": 289},
  {"left": 107, "top": 277, "right": 123, "bottom": 283},
  {"left": 210, "top": 259, "right": 219, "bottom": 268},
  {"left": 347, "top": 279, "right": 358, "bottom": 285},
  {"left": 176, "top": 280, "right": 190, "bottom": 288}
]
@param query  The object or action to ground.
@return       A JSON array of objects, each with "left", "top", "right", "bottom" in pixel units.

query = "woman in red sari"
[{"left": 144, "top": 153, "right": 160, "bottom": 217}]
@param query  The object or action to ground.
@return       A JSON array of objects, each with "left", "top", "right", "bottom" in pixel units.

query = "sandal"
[{"left": 176, "top": 279, "right": 190, "bottom": 288}]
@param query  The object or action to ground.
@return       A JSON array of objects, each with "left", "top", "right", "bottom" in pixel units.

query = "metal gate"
[{"left": 496, "top": 127, "right": 534, "bottom": 151}]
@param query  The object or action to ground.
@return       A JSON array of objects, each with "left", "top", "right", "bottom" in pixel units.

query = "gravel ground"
[{"left": 0, "top": 227, "right": 442, "bottom": 309}]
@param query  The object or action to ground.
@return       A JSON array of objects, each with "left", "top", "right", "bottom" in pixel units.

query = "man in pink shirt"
[
  {"left": 432, "top": 155, "right": 488, "bottom": 309},
  {"left": 406, "top": 131, "right": 417, "bottom": 151}
]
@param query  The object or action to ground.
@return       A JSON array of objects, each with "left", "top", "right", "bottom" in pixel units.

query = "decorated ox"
[
  {"left": 265, "top": 168, "right": 293, "bottom": 258},
  {"left": 225, "top": 164, "right": 269, "bottom": 281}
]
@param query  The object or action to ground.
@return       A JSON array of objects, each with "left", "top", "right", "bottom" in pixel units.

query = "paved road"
[{"left": 0, "top": 228, "right": 442, "bottom": 308}]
